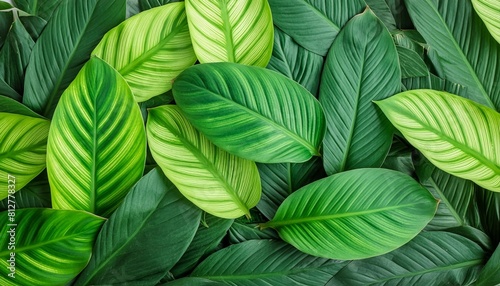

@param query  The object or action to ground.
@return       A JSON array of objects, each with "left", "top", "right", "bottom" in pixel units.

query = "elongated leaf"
[
  {"left": 75, "top": 168, "right": 201, "bottom": 285},
  {"left": 476, "top": 243, "right": 500, "bottom": 286},
  {"left": 139, "top": 0, "right": 183, "bottom": 10},
  {"left": 472, "top": 0, "right": 500, "bottom": 44},
  {"left": 397, "top": 46, "right": 429, "bottom": 78},
  {"left": 376, "top": 89, "right": 500, "bottom": 192},
  {"left": 0, "top": 95, "right": 43, "bottom": 118},
  {"left": 404, "top": 0, "right": 500, "bottom": 111},
  {"left": 263, "top": 168, "right": 437, "bottom": 260},
  {"left": 0, "top": 5, "right": 13, "bottom": 49},
  {"left": 381, "top": 137, "right": 415, "bottom": 177},
  {"left": 228, "top": 222, "right": 279, "bottom": 244},
  {"left": 0, "top": 209, "right": 104, "bottom": 286},
  {"left": 0, "top": 113, "right": 49, "bottom": 200},
  {"left": 476, "top": 189, "right": 500, "bottom": 244},
  {"left": 0, "top": 171, "right": 50, "bottom": 211},
  {"left": 14, "top": 0, "right": 64, "bottom": 20},
  {"left": 93, "top": 2, "right": 196, "bottom": 102},
  {"left": 385, "top": 0, "right": 412, "bottom": 29},
  {"left": 22, "top": 0, "right": 125, "bottom": 117},
  {"left": 267, "top": 26, "right": 324, "bottom": 96},
  {"left": 185, "top": 0, "right": 273, "bottom": 67},
  {"left": 365, "top": 0, "right": 397, "bottom": 31},
  {"left": 147, "top": 105, "right": 261, "bottom": 219},
  {"left": 19, "top": 15, "right": 46, "bottom": 41},
  {"left": 126, "top": 0, "right": 140, "bottom": 18},
  {"left": 320, "top": 9, "right": 399, "bottom": 175},
  {"left": 185, "top": 240, "right": 347, "bottom": 285},
  {"left": 173, "top": 62, "right": 325, "bottom": 163},
  {"left": 47, "top": 57, "right": 146, "bottom": 217},
  {"left": 267, "top": 0, "right": 366, "bottom": 56},
  {"left": 335, "top": 231, "right": 487, "bottom": 285}
]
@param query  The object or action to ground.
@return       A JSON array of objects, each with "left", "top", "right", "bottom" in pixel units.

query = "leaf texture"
[
  {"left": 472, "top": 0, "right": 500, "bottom": 44},
  {"left": 14, "top": 0, "right": 65, "bottom": 20}
]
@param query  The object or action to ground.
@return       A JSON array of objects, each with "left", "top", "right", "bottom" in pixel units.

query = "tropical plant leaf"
[
  {"left": 385, "top": 0, "right": 412, "bottom": 29},
  {"left": 185, "top": 0, "right": 273, "bottom": 67},
  {"left": 267, "top": 26, "right": 324, "bottom": 96},
  {"left": 381, "top": 137, "right": 415, "bottom": 177},
  {"left": 263, "top": 168, "right": 437, "bottom": 260},
  {"left": 0, "top": 112, "right": 49, "bottom": 200},
  {"left": 183, "top": 240, "right": 347, "bottom": 285},
  {"left": 397, "top": 46, "right": 429, "bottom": 78},
  {"left": 0, "top": 171, "right": 51, "bottom": 211},
  {"left": 404, "top": 0, "right": 500, "bottom": 111},
  {"left": 92, "top": 2, "right": 196, "bottom": 102},
  {"left": 472, "top": 0, "right": 500, "bottom": 44},
  {"left": 267, "top": 0, "right": 366, "bottom": 56},
  {"left": 0, "top": 208, "right": 104, "bottom": 286},
  {"left": 0, "top": 95, "right": 43, "bottom": 118},
  {"left": 18, "top": 15, "right": 47, "bottom": 41},
  {"left": 126, "top": 0, "right": 140, "bottom": 18},
  {"left": 334, "top": 231, "right": 487, "bottom": 285},
  {"left": 376, "top": 89, "right": 500, "bottom": 192},
  {"left": 139, "top": 0, "right": 183, "bottom": 10},
  {"left": 364, "top": 0, "right": 397, "bottom": 31},
  {"left": 319, "top": 9, "right": 399, "bottom": 175},
  {"left": 173, "top": 62, "right": 325, "bottom": 163},
  {"left": 13, "top": 0, "right": 65, "bottom": 20},
  {"left": 22, "top": 0, "right": 125, "bottom": 118},
  {"left": 147, "top": 105, "right": 261, "bottom": 219},
  {"left": 47, "top": 57, "right": 146, "bottom": 217},
  {"left": 476, "top": 188, "right": 500, "bottom": 244},
  {"left": 476, "top": 242, "right": 500, "bottom": 286},
  {"left": 74, "top": 168, "right": 201, "bottom": 285},
  {"left": 0, "top": 4, "right": 13, "bottom": 49},
  {"left": 228, "top": 222, "right": 279, "bottom": 244}
]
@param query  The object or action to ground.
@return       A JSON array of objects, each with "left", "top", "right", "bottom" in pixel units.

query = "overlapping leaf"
[
  {"left": 0, "top": 171, "right": 51, "bottom": 211},
  {"left": 476, "top": 243, "right": 500, "bottom": 285},
  {"left": 228, "top": 222, "right": 279, "bottom": 244},
  {"left": 472, "top": 0, "right": 500, "bottom": 44},
  {"left": 14, "top": 0, "right": 65, "bottom": 21},
  {"left": 173, "top": 62, "right": 325, "bottom": 163}
]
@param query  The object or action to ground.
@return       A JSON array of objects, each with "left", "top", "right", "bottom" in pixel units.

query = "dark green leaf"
[
  {"left": 364, "top": 0, "right": 397, "bottom": 31},
  {"left": 0, "top": 171, "right": 50, "bottom": 211},
  {"left": 397, "top": 46, "right": 429, "bottom": 78},
  {"left": 228, "top": 222, "right": 279, "bottom": 244},
  {"left": 0, "top": 5, "right": 13, "bottom": 49},
  {"left": 381, "top": 137, "right": 415, "bottom": 177},
  {"left": 476, "top": 243, "right": 500, "bottom": 286},
  {"left": 0, "top": 95, "right": 43, "bottom": 118},
  {"left": 126, "top": 0, "right": 140, "bottom": 18},
  {"left": 14, "top": 0, "right": 64, "bottom": 20},
  {"left": 139, "top": 0, "right": 183, "bottom": 11},
  {"left": 19, "top": 15, "right": 46, "bottom": 41},
  {"left": 385, "top": 0, "right": 412, "bottom": 29},
  {"left": 476, "top": 188, "right": 500, "bottom": 244}
]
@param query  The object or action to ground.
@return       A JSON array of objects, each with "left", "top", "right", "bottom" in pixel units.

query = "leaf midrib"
[
  {"left": 0, "top": 140, "right": 47, "bottom": 160},
  {"left": 0, "top": 232, "right": 84, "bottom": 257},
  {"left": 428, "top": 177, "right": 464, "bottom": 226},
  {"left": 218, "top": 0, "right": 236, "bottom": 62}
]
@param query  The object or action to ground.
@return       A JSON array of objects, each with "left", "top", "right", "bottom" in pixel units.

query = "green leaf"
[
  {"left": 364, "top": 0, "right": 397, "bottom": 31},
  {"left": 47, "top": 57, "right": 146, "bottom": 217},
  {"left": 0, "top": 171, "right": 51, "bottom": 211},
  {"left": 92, "top": 2, "right": 196, "bottom": 102},
  {"left": 472, "top": 0, "right": 500, "bottom": 44},
  {"left": 126, "top": 0, "right": 140, "bottom": 18},
  {"left": 14, "top": 0, "right": 64, "bottom": 20},
  {"left": 22, "top": 0, "right": 125, "bottom": 118},
  {"left": 147, "top": 105, "right": 261, "bottom": 219},
  {"left": 319, "top": 9, "right": 399, "bottom": 175},
  {"left": 397, "top": 46, "right": 429, "bottom": 78},
  {"left": 187, "top": 240, "right": 347, "bottom": 285},
  {"left": 139, "top": 0, "right": 183, "bottom": 10},
  {"left": 173, "top": 62, "right": 325, "bottom": 163},
  {"left": 18, "top": 15, "right": 47, "bottom": 41},
  {"left": 0, "top": 95, "right": 43, "bottom": 118},
  {"left": 0, "top": 5, "right": 13, "bottom": 49},
  {"left": 476, "top": 189, "right": 500, "bottom": 244},
  {"left": 476, "top": 243, "right": 500, "bottom": 286},
  {"left": 185, "top": 0, "right": 273, "bottom": 67},
  {"left": 74, "top": 168, "right": 201, "bottom": 285},
  {"left": 376, "top": 89, "right": 500, "bottom": 192},
  {"left": 0, "top": 113, "right": 49, "bottom": 200},
  {"left": 0, "top": 208, "right": 104, "bottom": 286},
  {"left": 266, "top": 26, "right": 324, "bottom": 96},
  {"left": 228, "top": 222, "right": 279, "bottom": 244},
  {"left": 385, "top": 0, "right": 412, "bottom": 29},
  {"left": 334, "top": 231, "right": 487, "bottom": 285},
  {"left": 404, "top": 0, "right": 500, "bottom": 111},
  {"left": 267, "top": 0, "right": 366, "bottom": 56},
  {"left": 263, "top": 168, "right": 437, "bottom": 260},
  {"left": 381, "top": 137, "right": 415, "bottom": 177}
]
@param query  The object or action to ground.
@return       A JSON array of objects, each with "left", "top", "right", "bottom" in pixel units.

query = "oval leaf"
[
  {"left": 173, "top": 62, "right": 325, "bottom": 163},
  {"left": 93, "top": 2, "right": 196, "bottom": 102},
  {"left": 185, "top": 0, "right": 273, "bottom": 67},
  {"left": 147, "top": 105, "right": 261, "bottom": 219},
  {"left": 472, "top": 0, "right": 500, "bottom": 44},
  {"left": 0, "top": 208, "right": 104, "bottom": 285},
  {"left": 47, "top": 57, "right": 146, "bottom": 217},
  {"left": 263, "top": 168, "right": 437, "bottom": 260},
  {"left": 376, "top": 89, "right": 500, "bottom": 192}
]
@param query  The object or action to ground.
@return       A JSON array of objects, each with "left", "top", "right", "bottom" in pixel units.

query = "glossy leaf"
[
  {"left": 14, "top": 0, "right": 64, "bottom": 20},
  {"left": 319, "top": 9, "right": 399, "bottom": 175},
  {"left": 0, "top": 113, "right": 49, "bottom": 200},
  {"left": 476, "top": 242, "right": 500, "bottom": 286},
  {"left": 472, "top": 0, "right": 500, "bottom": 44},
  {"left": 376, "top": 89, "right": 500, "bottom": 192},
  {"left": 75, "top": 168, "right": 201, "bottom": 285},
  {"left": 173, "top": 62, "right": 325, "bottom": 163},
  {"left": 0, "top": 208, "right": 104, "bottom": 286},
  {"left": 185, "top": 0, "right": 273, "bottom": 67},
  {"left": 22, "top": 0, "right": 125, "bottom": 117},
  {"left": 93, "top": 2, "right": 196, "bottom": 102},
  {"left": 228, "top": 222, "right": 279, "bottom": 244},
  {"left": 0, "top": 171, "right": 51, "bottom": 211},
  {"left": 263, "top": 168, "right": 437, "bottom": 260},
  {"left": 147, "top": 105, "right": 261, "bottom": 219},
  {"left": 47, "top": 57, "right": 146, "bottom": 217}
]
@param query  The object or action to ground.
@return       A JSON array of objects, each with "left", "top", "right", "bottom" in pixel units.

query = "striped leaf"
[
  {"left": 185, "top": 0, "right": 273, "bottom": 67},
  {"left": 0, "top": 113, "right": 49, "bottom": 200},
  {"left": 0, "top": 208, "right": 104, "bottom": 286},
  {"left": 262, "top": 168, "right": 437, "bottom": 260},
  {"left": 376, "top": 89, "right": 500, "bottom": 192},
  {"left": 173, "top": 62, "right": 325, "bottom": 163},
  {"left": 472, "top": 0, "right": 500, "bottom": 44},
  {"left": 147, "top": 105, "right": 261, "bottom": 219},
  {"left": 47, "top": 57, "right": 146, "bottom": 217},
  {"left": 93, "top": 2, "right": 196, "bottom": 102}
]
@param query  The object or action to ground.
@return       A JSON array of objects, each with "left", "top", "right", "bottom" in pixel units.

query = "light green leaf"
[
  {"left": 476, "top": 242, "right": 500, "bottom": 286},
  {"left": 22, "top": 0, "right": 125, "bottom": 118},
  {"left": 263, "top": 168, "right": 437, "bottom": 260},
  {"left": 0, "top": 113, "right": 49, "bottom": 200},
  {"left": 173, "top": 62, "right": 325, "bottom": 163},
  {"left": 376, "top": 89, "right": 500, "bottom": 192},
  {"left": 185, "top": 0, "right": 273, "bottom": 67},
  {"left": 0, "top": 208, "right": 104, "bottom": 286},
  {"left": 47, "top": 57, "right": 146, "bottom": 217},
  {"left": 14, "top": 0, "right": 64, "bottom": 20},
  {"left": 472, "top": 0, "right": 500, "bottom": 44},
  {"left": 335, "top": 231, "right": 487, "bottom": 285},
  {"left": 147, "top": 105, "right": 261, "bottom": 219},
  {"left": 320, "top": 9, "right": 399, "bottom": 175},
  {"left": 404, "top": 0, "right": 500, "bottom": 111},
  {"left": 74, "top": 168, "right": 201, "bottom": 285},
  {"left": 93, "top": 2, "right": 196, "bottom": 102}
]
